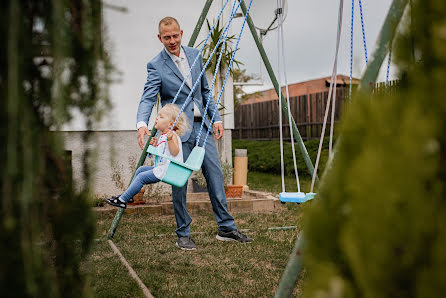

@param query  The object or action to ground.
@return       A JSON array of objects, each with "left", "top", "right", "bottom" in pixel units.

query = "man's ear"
[
  {"left": 158, "top": 34, "right": 162, "bottom": 42},
  {"left": 180, "top": 30, "right": 183, "bottom": 38}
]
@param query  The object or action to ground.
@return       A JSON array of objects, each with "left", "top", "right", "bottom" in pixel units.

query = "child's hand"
[
  {"left": 149, "top": 137, "right": 158, "bottom": 146},
  {"left": 166, "top": 131, "right": 174, "bottom": 141}
]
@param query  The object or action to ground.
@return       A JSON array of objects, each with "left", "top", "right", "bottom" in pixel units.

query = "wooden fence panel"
[
  {"left": 232, "top": 81, "right": 400, "bottom": 141},
  {"left": 233, "top": 87, "right": 347, "bottom": 140},
  {"left": 232, "top": 84, "right": 394, "bottom": 140}
]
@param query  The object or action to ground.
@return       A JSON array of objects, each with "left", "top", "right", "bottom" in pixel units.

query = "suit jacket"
[{"left": 137, "top": 46, "right": 221, "bottom": 142}]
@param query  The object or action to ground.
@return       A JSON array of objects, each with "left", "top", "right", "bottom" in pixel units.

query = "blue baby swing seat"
[{"left": 147, "top": 145, "right": 205, "bottom": 188}]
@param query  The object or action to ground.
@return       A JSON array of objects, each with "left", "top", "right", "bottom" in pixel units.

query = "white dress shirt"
[{"left": 137, "top": 46, "right": 221, "bottom": 130}]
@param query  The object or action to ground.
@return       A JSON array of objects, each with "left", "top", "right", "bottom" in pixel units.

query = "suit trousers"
[{"left": 171, "top": 122, "right": 237, "bottom": 237}]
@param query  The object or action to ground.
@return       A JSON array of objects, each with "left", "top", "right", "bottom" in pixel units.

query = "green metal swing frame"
[
  {"left": 107, "top": 0, "right": 320, "bottom": 241},
  {"left": 103, "top": 0, "right": 409, "bottom": 294}
]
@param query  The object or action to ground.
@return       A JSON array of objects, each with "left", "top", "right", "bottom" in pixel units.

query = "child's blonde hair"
[{"left": 161, "top": 103, "right": 190, "bottom": 136}]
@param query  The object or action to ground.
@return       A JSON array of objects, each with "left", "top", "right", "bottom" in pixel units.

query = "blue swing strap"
[
  {"left": 386, "top": 45, "right": 392, "bottom": 87},
  {"left": 196, "top": 0, "right": 243, "bottom": 146},
  {"left": 170, "top": 0, "right": 232, "bottom": 107},
  {"left": 359, "top": 0, "right": 369, "bottom": 64},
  {"left": 170, "top": 0, "right": 240, "bottom": 137},
  {"left": 349, "top": 0, "right": 354, "bottom": 100},
  {"left": 198, "top": 0, "right": 253, "bottom": 148},
  {"left": 156, "top": 0, "right": 238, "bottom": 159},
  {"left": 349, "top": 0, "right": 369, "bottom": 99}
]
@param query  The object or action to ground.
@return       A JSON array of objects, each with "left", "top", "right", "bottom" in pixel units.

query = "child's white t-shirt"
[{"left": 152, "top": 132, "right": 183, "bottom": 180}]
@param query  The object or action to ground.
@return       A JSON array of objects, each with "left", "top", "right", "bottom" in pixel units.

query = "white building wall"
[{"left": 60, "top": 131, "right": 171, "bottom": 197}]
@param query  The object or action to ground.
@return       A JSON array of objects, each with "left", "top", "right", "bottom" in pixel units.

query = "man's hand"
[
  {"left": 213, "top": 122, "right": 224, "bottom": 140},
  {"left": 137, "top": 126, "right": 151, "bottom": 149}
]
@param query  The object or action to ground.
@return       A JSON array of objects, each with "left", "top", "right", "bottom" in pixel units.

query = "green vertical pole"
[
  {"left": 275, "top": 234, "right": 304, "bottom": 298},
  {"left": 107, "top": 0, "right": 214, "bottom": 239},
  {"left": 107, "top": 129, "right": 156, "bottom": 239},
  {"left": 189, "top": 0, "right": 214, "bottom": 47},
  {"left": 239, "top": 0, "right": 318, "bottom": 182},
  {"left": 274, "top": 0, "right": 409, "bottom": 296}
]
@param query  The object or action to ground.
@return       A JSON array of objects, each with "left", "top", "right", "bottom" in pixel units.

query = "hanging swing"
[
  {"left": 307, "top": 0, "right": 369, "bottom": 201},
  {"left": 147, "top": 0, "right": 253, "bottom": 188},
  {"left": 277, "top": 0, "right": 346, "bottom": 203},
  {"left": 275, "top": 0, "right": 307, "bottom": 204}
]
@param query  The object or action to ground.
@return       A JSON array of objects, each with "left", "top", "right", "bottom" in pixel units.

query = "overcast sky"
[{"left": 68, "top": 0, "right": 396, "bottom": 131}]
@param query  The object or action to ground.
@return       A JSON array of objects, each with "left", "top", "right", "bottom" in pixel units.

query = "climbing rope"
[
  {"left": 310, "top": 0, "right": 344, "bottom": 193},
  {"left": 329, "top": 0, "right": 344, "bottom": 156},
  {"left": 277, "top": 0, "right": 301, "bottom": 193},
  {"left": 277, "top": 0, "right": 286, "bottom": 193}
]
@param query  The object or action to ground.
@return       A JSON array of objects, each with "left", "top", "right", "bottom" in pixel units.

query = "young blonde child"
[{"left": 105, "top": 104, "right": 189, "bottom": 209}]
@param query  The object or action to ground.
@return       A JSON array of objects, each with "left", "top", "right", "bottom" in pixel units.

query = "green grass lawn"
[
  {"left": 247, "top": 171, "right": 314, "bottom": 195},
  {"left": 84, "top": 204, "right": 305, "bottom": 297}
]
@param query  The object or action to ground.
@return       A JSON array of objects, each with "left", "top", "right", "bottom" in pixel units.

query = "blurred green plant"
[
  {"left": 200, "top": 18, "right": 242, "bottom": 78},
  {"left": 194, "top": 159, "right": 234, "bottom": 188},
  {"left": 199, "top": 18, "right": 243, "bottom": 116},
  {"left": 302, "top": 1, "right": 446, "bottom": 297},
  {"left": 1, "top": 1, "right": 112, "bottom": 296}
]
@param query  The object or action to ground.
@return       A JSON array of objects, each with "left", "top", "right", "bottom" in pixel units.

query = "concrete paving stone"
[
  {"left": 161, "top": 202, "right": 175, "bottom": 215},
  {"left": 186, "top": 193, "right": 210, "bottom": 201},
  {"left": 187, "top": 200, "right": 213, "bottom": 213},
  {"left": 252, "top": 199, "right": 275, "bottom": 212},
  {"left": 229, "top": 200, "right": 253, "bottom": 212},
  {"left": 138, "top": 205, "right": 162, "bottom": 215}
]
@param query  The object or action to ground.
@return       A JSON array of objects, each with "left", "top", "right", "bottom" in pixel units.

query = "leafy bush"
[
  {"left": 302, "top": 1, "right": 446, "bottom": 297},
  {"left": 232, "top": 138, "right": 331, "bottom": 177},
  {"left": 1, "top": 1, "right": 111, "bottom": 296}
]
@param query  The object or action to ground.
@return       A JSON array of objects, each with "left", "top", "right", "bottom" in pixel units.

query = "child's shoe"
[
  {"left": 110, "top": 194, "right": 133, "bottom": 203},
  {"left": 105, "top": 196, "right": 127, "bottom": 209}
]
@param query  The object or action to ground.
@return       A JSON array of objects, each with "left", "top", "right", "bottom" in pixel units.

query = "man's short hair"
[{"left": 158, "top": 17, "right": 180, "bottom": 33}]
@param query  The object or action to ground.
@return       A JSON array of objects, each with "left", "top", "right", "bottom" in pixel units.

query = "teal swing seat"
[
  {"left": 279, "top": 192, "right": 316, "bottom": 203},
  {"left": 147, "top": 145, "right": 205, "bottom": 188},
  {"left": 279, "top": 192, "right": 306, "bottom": 203}
]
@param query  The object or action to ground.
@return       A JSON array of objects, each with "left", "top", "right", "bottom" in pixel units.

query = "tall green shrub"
[
  {"left": 1, "top": 1, "right": 111, "bottom": 296},
  {"left": 303, "top": 1, "right": 446, "bottom": 297}
]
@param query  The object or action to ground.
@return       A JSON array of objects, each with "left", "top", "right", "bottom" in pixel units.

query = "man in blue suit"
[{"left": 136, "top": 17, "right": 252, "bottom": 250}]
